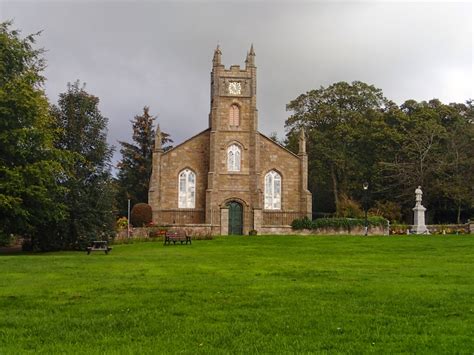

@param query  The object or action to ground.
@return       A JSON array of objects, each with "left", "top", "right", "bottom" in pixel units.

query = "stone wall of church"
[
  {"left": 157, "top": 130, "right": 210, "bottom": 211},
  {"left": 259, "top": 134, "right": 303, "bottom": 212},
  {"left": 210, "top": 131, "right": 255, "bottom": 210}
]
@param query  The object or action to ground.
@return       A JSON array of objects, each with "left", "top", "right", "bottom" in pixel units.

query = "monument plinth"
[{"left": 412, "top": 186, "right": 429, "bottom": 234}]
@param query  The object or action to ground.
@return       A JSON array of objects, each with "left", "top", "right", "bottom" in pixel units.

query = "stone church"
[{"left": 149, "top": 45, "right": 311, "bottom": 235}]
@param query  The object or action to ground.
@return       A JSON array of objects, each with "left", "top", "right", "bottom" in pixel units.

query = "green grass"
[{"left": 1, "top": 235, "right": 473, "bottom": 354}]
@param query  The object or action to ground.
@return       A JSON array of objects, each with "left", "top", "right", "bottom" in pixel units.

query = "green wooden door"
[{"left": 228, "top": 201, "right": 243, "bottom": 235}]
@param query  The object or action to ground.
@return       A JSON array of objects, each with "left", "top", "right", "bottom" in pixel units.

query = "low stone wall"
[
  {"left": 259, "top": 225, "right": 388, "bottom": 235},
  {"left": 116, "top": 224, "right": 217, "bottom": 240},
  {"left": 117, "top": 223, "right": 471, "bottom": 238},
  {"left": 426, "top": 224, "right": 471, "bottom": 234},
  {"left": 169, "top": 224, "right": 215, "bottom": 238}
]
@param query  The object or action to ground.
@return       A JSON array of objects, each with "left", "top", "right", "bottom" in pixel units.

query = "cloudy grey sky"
[{"left": 2, "top": 1, "right": 472, "bottom": 166}]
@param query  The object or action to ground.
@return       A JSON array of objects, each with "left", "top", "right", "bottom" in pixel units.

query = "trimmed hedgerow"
[{"left": 291, "top": 216, "right": 388, "bottom": 230}]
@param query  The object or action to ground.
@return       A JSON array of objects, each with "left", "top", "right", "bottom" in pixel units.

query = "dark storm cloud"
[{"left": 2, "top": 1, "right": 472, "bottom": 166}]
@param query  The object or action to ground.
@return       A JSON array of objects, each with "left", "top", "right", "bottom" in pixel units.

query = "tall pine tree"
[
  {"left": 116, "top": 106, "right": 172, "bottom": 216},
  {"left": 51, "top": 81, "right": 115, "bottom": 249}
]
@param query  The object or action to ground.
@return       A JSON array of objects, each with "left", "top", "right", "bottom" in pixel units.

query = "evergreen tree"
[
  {"left": 51, "top": 81, "right": 115, "bottom": 249},
  {"left": 0, "top": 21, "right": 67, "bottom": 247},
  {"left": 116, "top": 106, "right": 172, "bottom": 216}
]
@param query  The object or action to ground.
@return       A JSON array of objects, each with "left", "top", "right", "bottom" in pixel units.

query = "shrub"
[
  {"left": 337, "top": 194, "right": 364, "bottom": 218},
  {"left": 390, "top": 224, "right": 409, "bottom": 235},
  {"left": 249, "top": 229, "right": 258, "bottom": 236},
  {"left": 291, "top": 216, "right": 388, "bottom": 230},
  {"left": 369, "top": 201, "right": 402, "bottom": 223},
  {"left": 148, "top": 227, "right": 168, "bottom": 238},
  {"left": 116, "top": 217, "right": 129, "bottom": 231},
  {"left": 22, "top": 239, "right": 33, "bottom": 251},
  {"left": 130, "top": 203, "right": 153, "bottom": 227},
  {"left": 0, "top": 233, "right": 12, "bottom": 247},
  {"left": 291, "top": 216, "right": 313, "bottom": 230}
]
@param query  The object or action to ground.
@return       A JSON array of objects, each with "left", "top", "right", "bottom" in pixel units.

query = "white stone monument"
[{"left": 412, "top": 186, "right": 429, "bottom": 234}]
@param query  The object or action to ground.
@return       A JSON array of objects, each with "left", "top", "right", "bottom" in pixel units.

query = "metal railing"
[
  {"left": 262, "top": 211, "right": 305, "bottom": 226},
  {"left": 157, "top": 209, "right": 205, "bottom": 225},
  {"left": 206, "top": 209, "right": 221, "bottom": 225},
  {"left": 156, "top": 209, "right": 303, "bottom": 227}
]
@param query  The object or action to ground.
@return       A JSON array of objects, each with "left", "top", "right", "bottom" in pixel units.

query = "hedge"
[{"left": 291, "top": 216, "right": 388, "bottom": 230}]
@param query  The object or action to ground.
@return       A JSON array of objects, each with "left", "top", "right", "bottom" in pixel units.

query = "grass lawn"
[{"left": 1, "top": 235, "right": 473, "bottom": 354}]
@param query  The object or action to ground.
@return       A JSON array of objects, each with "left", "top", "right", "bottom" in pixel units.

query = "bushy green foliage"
[
  {"left": 291, "top": 216, "right": 388, "bottom": 230},
  {"left": 0, "top": 21, "right": 69, "bottom": 246},
  {"left": 0, "top": 233, "right": 12, "bottom": 247},
  {"left": 337, "top": 194, "right": 364, "bottom": 218},
  {"left": 115, "top": 217, "right": 128, "bottom": 231},
  {"left": 290, "top": 216, "right": 313, "bottom": 230},
  {"left": 130, "top": 203, "right": 152, "bottom": 227},
  {"left": 369, "top": 200, "right": 402, "bottom": 223},
  {"left": 50, "top": 81, "right": 115, "bottom": 250}
]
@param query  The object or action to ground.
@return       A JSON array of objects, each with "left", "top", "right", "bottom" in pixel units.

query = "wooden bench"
[
  {"left": 86, "top": 241, "right": 112, "bottom": 254},
  {"left": 164, "top": 230, "right": 191, "bottom": 245}
]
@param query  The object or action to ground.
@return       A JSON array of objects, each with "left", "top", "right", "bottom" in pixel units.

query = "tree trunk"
[
  {"left": 457, "top": 203, "right": 461, "bottom": 224},
  {"left": 331, "top": 164, "right": 339, "bottom": 215}
]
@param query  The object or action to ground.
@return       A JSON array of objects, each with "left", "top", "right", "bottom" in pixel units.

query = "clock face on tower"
[{"left": 228, "top": 81, "right": 241, "bottom": 95}]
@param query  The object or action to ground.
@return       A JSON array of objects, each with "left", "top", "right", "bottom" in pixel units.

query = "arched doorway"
[{"left": 227, "top": 201, "right": 243, "bottom": 235}]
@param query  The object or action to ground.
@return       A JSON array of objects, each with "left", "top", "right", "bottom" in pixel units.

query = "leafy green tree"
[
  {"left": 0, "top": 21, "right": 67, "bottom": 247},
  {"left": 380, "top": 100, "right": 447, "bottom": 203},
  {"left": 285, "top": 81, "right": 394, "bottom": 215},
  {"left": 51, "top": 81, "right": 115, "bottom": 248},
  {"left": 116, "top": 106, "right": 172, "bottom": 216},
  {"left": 433, "top": 100, "right": 474, "bottom": 223},
  {"left": 286, "top": 80, "right": 473, "bottom": 223},
  {"left": 380, "top": 99, "right": 474, "bottom": 222}
]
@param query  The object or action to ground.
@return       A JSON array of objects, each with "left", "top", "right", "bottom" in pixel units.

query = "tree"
[
  {"left": 51, "top": 81, "right": 115, "bottom": 249},
  {"left": 285, "top": 80, "right": 473, "bottom": 223},
  {"left": 0, "top": 21, "right": 67, "bottom": 247},
  {"left": 380, "top": 99, "right": 474, "bottom": 223},
  {"left": 380, "top": 100, "right": 446, "bottom": 204},
  {"left": 268, "top": 131, "right": 284, "bottom": 145},
  {"left": 433, "top": 101, "right": 474, "bottom": 223},
  {"left": 116, "top": 106, "right": 172, "bottom": 216},
  {"left": 285, "top": 81, "right": 394, "bottom": 215}
]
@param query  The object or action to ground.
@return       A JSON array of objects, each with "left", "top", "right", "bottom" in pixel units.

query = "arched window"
[
  {"left": 178, "top": 169, "right": 196, "bottom": 208},
  {"left": 227, "top": 144, "right": 241, "bottom": 172},
  {"left": 229, "top": 104, "right": 240, "bottom": 126},
  {"left": 264, "top": 170, "right": 281, "bottom": 210}
]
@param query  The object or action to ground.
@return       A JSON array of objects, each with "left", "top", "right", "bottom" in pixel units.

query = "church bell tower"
[
  {"left": 205, "top": 45, "right": 261, "bottom": 230},
  {"left": 209, "top": 44, "right": 257, "bottom": 131}
]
